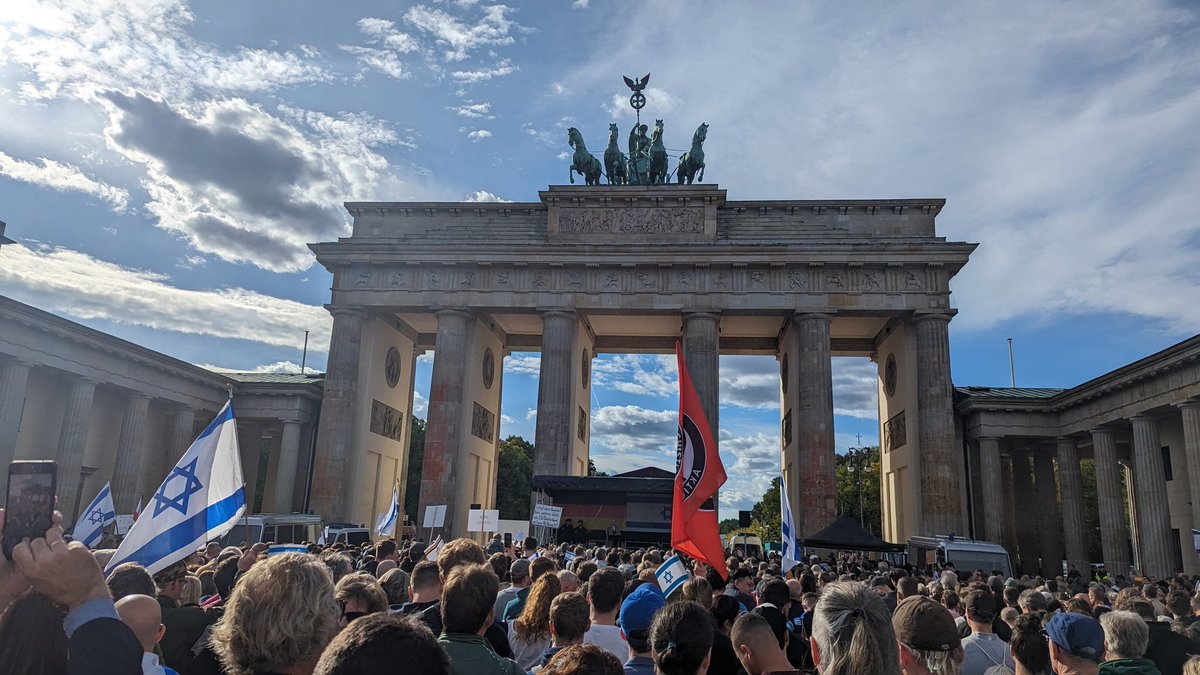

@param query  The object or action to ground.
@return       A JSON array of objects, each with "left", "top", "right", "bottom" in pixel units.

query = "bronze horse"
[
  {"left": 677, "top": 123, "right": 708, "bottom": 185},
  {"left": 648, "top": 119, "right": 668, "bottom": 184},
  {"left": 604, "top": 123, "right": 627, "bottom": 185},
  {"left": 567, "top": 127, "right": 602, "bottom": 185}
]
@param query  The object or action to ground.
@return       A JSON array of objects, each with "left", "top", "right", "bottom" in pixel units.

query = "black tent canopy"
[{"left": 801, "top": 515, "right": 904, "bottom": 552}]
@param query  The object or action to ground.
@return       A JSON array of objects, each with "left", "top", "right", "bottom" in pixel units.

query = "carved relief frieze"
[
  {"left": 471, "top": 401, "right": 495, "bottom": 442},
  {"left": 557, "top": 206, "right": 704, "bottom": 235}
]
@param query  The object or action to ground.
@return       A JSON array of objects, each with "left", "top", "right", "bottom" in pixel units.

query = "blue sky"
[{"left": 1, "top": 0, "right": 1198, "bottom": 511}]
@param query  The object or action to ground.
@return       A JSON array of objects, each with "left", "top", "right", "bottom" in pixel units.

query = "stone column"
[
  {"left": 140, "top": 406, "right": 196, "bottom": 505},
  {"left": 310, "top": 307, "right": 366, "bottom": 522},
  {"left": 1034, "top": 449, "right": 1063, "bottom": 577},
  {"left": 1011, "top": 452, "right": 1039, "bottom": 574},
  {"left": 1179, "top": 402, "right": 1200, "bottom": 546},
  {"left": 1056, "top": 437, "right": 1087, "bottom": 573},
  {"left": 682, "top": 312, "right": 721, "bottom": 440},
  {"left": 1000, "top": 455, "right": 1019, "bottom": 563},
  {"left": 977, "top": 437, "right": 1005, "bottom": 543},
  {"left": 1091, "top": 428, "right": 1131, "bottom": 574},
  {"left": 1131, "top": 415, "right": 1173, "bottom": 578},
  {"left": 419, "top": 309, "right": 472, "bottom": 537},
  {"left": 272, "top": 419, "right": 303, "bottom": 513},
  {"left": 55, "top": 378, "right": 98, "bottom": 520},
  {"left": 110, "top": 394, "right": 151, "bottom": 513},
  {"left": 913, "top": 313, "right": 963, "bottom": 536},
  {"left": 793, "top": 313, "right": 835, "bottom": 536},
  {"left": 534, "top": 311, "right": 578, "bottom": 476},
  {"left": 0, "top": 359, "right": 32, "bottom": 504}
]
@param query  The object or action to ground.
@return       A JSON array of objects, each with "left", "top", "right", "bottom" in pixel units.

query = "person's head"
[
  {"left": 487, "top": 552, "right": 509, "bottom": 580},
  {"left": 681, "top": 576, "right": 713, "bottom": 608},
  {"left": 964, "top": 590, "right": 997, "bottom": 631},
  {"left": 1089, "top": 586, "right": 1109, "bottom": 607},
  {"left": 541, "top": 643, "right": 624, "bottom": 675},
  {"left": 1019, "top": 589, "right": 1048, "bottom": 615},
  {"left": 1002, "top": 606, "right": 1020, "bottom": 629},
  {"left": 154, "top": 560, "right": 189, "bottom": 600},
  {"left": 334, "top": 573, "right": 389, "bottom": 624},
  {"left": 711, "top": 594, "right": 740, "bottom": 633},
  {"left": 1011, "top": 614, "right": 1052, "bottom": 675},
  {"left": 810, "top": 581, "right": 899, "bottom": 675},
  {"left": 515, "top": 569, "right": 563, "bottom": 641},
  {"left": 509, "top": 557, "right": 532, "bottom": 587},
  {"left": 897, "top": 576, "right": 920, "bottom": 601},
  {"left": 531, "top": 555, "right": 557, "bottom": 582},
  {"left": 1166, "top": 590, "right": 1191, "bottom": 620},
  {"left": 893, "top": 595, "right": 964, "bottom": 675},
  {"left": 620, "top": 584, "right": 667, "bottom": 655},
  {"left": 1186, "top": 657, "right": 1200, "bottom": 675},
  {"left": 440, "top": 563, "right": 500, "bottom": 635},
  {"left": 558, "top": 569, "right": 580, "bottom": 593},
  {"left": 550, "top": 592, "right": 591, "bottom": 646},
  {"left": 730, "top": 567, "right": 754, "bottom": 594},
  {"left": 588, "top": 567, "right": 625, "bottom": 616},
  {"left": 650, "top": 600, "right": 715, "bottom": 675},
  {"left": 106, "top": 562, "right": 156, "bottom": 601},
  {"left": 1113, "top": 596, "right": 1156, "bottom": 623},
  {"left": 1044, "top": 611, "right": 1105, "bottom": 672},
  {"left": 732, "top": 610, "right": 791, "bottom": 675},
  {"left": 375, "top": 540, "right": 397, "bottom": 562},
  {"left": 437, "top": 538, "right": 486, "bottom": 578},
  {"left": 1099, "top": 610, "right": 1149, "bottom": 661},
  {"left": 524, "top": 536, "right": 538, "bottom": 551},
  {"left": 312, "top": 613, "right": 450, "bottom": 675},
  {"left": 177, "top": 574, "right": 202, "bottom": 606},
  {"left": 115, "top": 594, "right": 164, "bottom": 653},
  {"left": 406, "top": 542, "right": 424, "bottom": 562},
  {"left": 758, "top": 577, "right": 790, "bottom": 608},
  {"left": 410, "top": 560, "right": 441, "bottom": 600},
  {"left": 319, "top": 551, "right": 355, "bottom": 584},
  {"left": 0, "top": 592, "right": 68, "bottom": 675},
  {"left": 211, "top": 553, "right": 339, "bottom": 675},
  {"left": 378, "top": 567, "right": 410, "bottom": 606}
]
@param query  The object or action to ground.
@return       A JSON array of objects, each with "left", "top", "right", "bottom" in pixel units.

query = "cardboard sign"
[
  {"left": 423, "top": 504, "right": 447, "bottom": 529},
  {"left": 531, "top": 503, "right": 563, "bottom": 528},
  {"left": 467, "top": 509, "right": 500, "bottom": 532},
  {"left": 114, "top": 515, "right": 134, "bottom": 535}
]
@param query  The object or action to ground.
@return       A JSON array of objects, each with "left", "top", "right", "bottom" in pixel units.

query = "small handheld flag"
[
  {"left": 779, "top": 476, "right": 801, "bottom": 573},
  {"left": 73, "top": 482, "right": 116, "bottom": 549},
  {"left": 424, "top": 535, "right": 444, "bottom": 561},
  {"left": 267, "top": 544, "right": 308, "bottom": 557},
  {"left": 375, "top": 482, "right": 400, "bottom": 537},
  {"left": 133, "top": 496, "right": 142, "bottom": 522},
  {"left": 105, "top": 399, "right": 246, "bottom": 575},
  {"left": 655, "top": 554, "right": 691, "bottom": 598}
]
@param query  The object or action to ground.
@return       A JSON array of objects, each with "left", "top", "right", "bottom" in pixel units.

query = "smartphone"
[
  {"left": 504, "top": 532, "right": 512, "bottom": 549},
  {"left": 3, "top": 460, "right": 57, "bottom": 560}
]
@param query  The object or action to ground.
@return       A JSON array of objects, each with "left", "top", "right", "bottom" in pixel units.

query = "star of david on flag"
[
  {"left": 106, "top": 399, "right": 245, "bottom": 576},
  {"left": 655, "top": 554, "right": 691, "bottom": 598},
  {"left": 73, "top": 482, "right": 116, "bottom": 549}
]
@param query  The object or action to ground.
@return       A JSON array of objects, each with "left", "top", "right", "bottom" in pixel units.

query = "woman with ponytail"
[
  {"left": 810, "top": 581, "right": 901, "bottom": 675},
  {"left": 649, "top": 600, "right": 716, "bottom": 675}
]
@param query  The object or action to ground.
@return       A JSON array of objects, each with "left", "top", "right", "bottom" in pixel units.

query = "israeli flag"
[
  {"left": 656, "top": 554, "right": 691, "bottom": 598},
  {"left": 563, "top": 551, "right": 577, "bottom": 565},
  {"left": 780, "top": 476, "right": 801, "bottom": 573},
  {"left": 268, "top": 544, "right": 307, "bottom": 557},
  {"left": 105, "top": 400, "right": 245, "bottom": 575},
  {"left": 375, "top": 483, "right": 400, "bottom": 537},
  {"left": 73, "top": 482, "right": 116, "bottom": 549}
]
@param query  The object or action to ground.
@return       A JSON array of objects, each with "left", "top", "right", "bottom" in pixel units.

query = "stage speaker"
[{"left": 739, "top": 510, "right": 751, "bottom": 528}]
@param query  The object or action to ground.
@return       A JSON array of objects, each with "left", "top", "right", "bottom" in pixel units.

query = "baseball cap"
[
  {"left": 510, "top": 558, "right": 530, "bottom": 580},
  {"left": 893, "top": 596, "right": 961, "bottom": 652},
  {"left": 1043, "top": 612, "right": 1105, "bottom": 662},
  {"left": 618, "top": 584, "right": 666, "bottom": 637}
]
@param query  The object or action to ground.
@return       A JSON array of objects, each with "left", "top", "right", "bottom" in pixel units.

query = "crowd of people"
[{"left": 4, "top": 507, "right": 1200, "bottom": 675}]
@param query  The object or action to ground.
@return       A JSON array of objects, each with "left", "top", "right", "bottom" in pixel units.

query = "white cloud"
[
  {"left": 832, "top": 359, "right": 879, "bottom": 420},
  {"left": 412, "top": 390, "right": 428, "bottom": 418},
  {"left": 466, "top": 129, "right": 492, "bottom": 141},
  {"left": 0, "top": 151, "right": 129, "bottom": 211},
  {"left": 342, "top": 17, "right": 420, "bottom": 79},
  {"left": 176, "top": 255, "right": 206, "bottom": 269},
  {"left": 592, "top": 354, "right": 677, "bottom": 397},
  {"left": 503, "top": 353, "right": 541, "bottom": 374},
  {"left": 451, "top": 58, "right": 517, "bottom": 83},
  {"left": 550, "top": 82, "right": 569, "bottom": 96},
  {"left": 0, "top": 242, "right": 332, "bottom": 351},
  {"left": 572, "top": 0, "right": 590, "bottom": 8},
  {"left": 198, "top": 360, "right": 303, "bottom": 374},
  {"left": 339, "top": 45, "right": 411, "bottom": 79},
  {"left": 448, "top": 101, "right": 494, "bottom": 118},
  {"left": 403, "top": 5, "right": 523, "bottom": 62}
]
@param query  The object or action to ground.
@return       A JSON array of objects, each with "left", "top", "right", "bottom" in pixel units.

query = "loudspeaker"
[{"left": 739, "top": 510, "right": 751, "bottom": 528}]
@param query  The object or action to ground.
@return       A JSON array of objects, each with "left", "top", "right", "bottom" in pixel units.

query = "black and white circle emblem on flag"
[{"left": 676, "top": 414, "right": 706, "bottom": 501}]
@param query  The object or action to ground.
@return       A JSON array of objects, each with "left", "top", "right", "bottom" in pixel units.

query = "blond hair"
[
  {"left": 179, "top": 575, "right": 202, "bottom": 606},
  {"left": 811, "top": 581, "right": 900, "bottom": 675},
  {"left": 211, "top": 553, "right": 339, "bottom": 674}
]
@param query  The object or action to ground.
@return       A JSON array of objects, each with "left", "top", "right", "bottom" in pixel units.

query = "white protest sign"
[
  {"left": 483, "top": 509, "right": 499, "bottom": 532},
  {"left": 467, "top": 508, "right": 484, "bottom": 532},
  {"left": 423, "top": 504, "right": 447, "bottom": 529},
  {"left": 115, "top": 515, "right": 135, "bottom": 536},
  {"left": 531, "top": 503, "right": 563, "bottom": 528}
]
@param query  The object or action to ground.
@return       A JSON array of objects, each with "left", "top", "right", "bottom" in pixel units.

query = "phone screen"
[
  {"left": 504, "top": 532, "right": 512, "bottom": 548},
  {"left": 3, "top": 461, "right": 57, "bottom": 559}
]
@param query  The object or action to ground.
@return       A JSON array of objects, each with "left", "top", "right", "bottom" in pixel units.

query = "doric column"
[
  {"left": 977, "top": 437, "right": 1005, "bottom": 543},
  {"left": 310, "top": 307, "right": 366, "bottom": 522},
  {"left": 419, "top": 309, "right": 473, "bottom": 537},
  {"left": 0, "top": 359, "right": 32, "bottom": 504},
  {"left": 1179, "top": 402, "right": 1200, "bottom": 543},
  {"left": 1131, "top": 415, "right": 1173, "bottom": 578},
  {"left": 55, "top": 378, "right": 98, "bottom": 520},
  {"left": 1056, "top": 437, "right": 1087, "bottom": 573},
  {"left": 1010, "top": 452, "right": 1039, "bottom": 574},
  {"left": 110, "top": 394, "right": 151, "bottom": 513},
  {"left": 1034, "top": 449, "right": 1063, "bottom": 577},
  {"left": 272, "top": 419, "right": 303, "bottom": 513},
  {"left": 913, "top": 313, "right": 963, "bottom": 535},
  {"left": 682, "top": 312, "right": 721, "bottom": 439},
  {"left": 1091, "top": 428, "right": 1131, "bottom": 574},
  {"left": 140, "top": 406, "right": 196, "bottom": 505},
  {"left": 793, "top": 313, "right": 835, "bottom": 536},
  {"left": 534, "top": 310, "right": 578, "bottom": 476},
  {"left": 1000, "top": 454, "right": 1019, "bottom": 563}
]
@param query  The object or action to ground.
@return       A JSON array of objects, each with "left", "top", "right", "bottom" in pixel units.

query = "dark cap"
[
  {"left": 965, "top": 590, "right": 997, "bottom": 622},
  {"left": 510, "top": 558, "right": 531, "bottom": 580},
  {"left": 892, "top": 596, "right": 961, "bottom": 652},
  {"left": 1043, "top": 612, "right": 1105, "bottom": 662}
]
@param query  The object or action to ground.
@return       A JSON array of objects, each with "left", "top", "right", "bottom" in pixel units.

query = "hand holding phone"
[{"left": 3, "top": 461, "right": 57, "bottom": 561}]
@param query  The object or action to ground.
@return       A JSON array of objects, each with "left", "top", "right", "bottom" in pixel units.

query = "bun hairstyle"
[{"left": 650, "top": 601, "right": 715, "bottom": 675}]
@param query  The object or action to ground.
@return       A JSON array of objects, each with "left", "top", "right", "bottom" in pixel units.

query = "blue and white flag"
[
  {"left": 656, "top": 554, "right": 691, "bottom": 598},
  {"left": 375, "top": 482, "right": 400, "bottom": 537},
  {"left": 780, "top": 476, "right": 801, "bottom": 573},
  {"left": 563, "top": 551, "right": 577, "bottom": 565},
  {"left": 73, "top": 482, "right": 116, "bottom": 548},
  {"left": 268, "top": 544, "right": 307, "bottom": 557},
  {"left": 105, "top": 400, "right": 245, "bottom": 575}
]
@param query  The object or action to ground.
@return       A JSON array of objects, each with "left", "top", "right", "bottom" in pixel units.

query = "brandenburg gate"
[{"left": 307, "top": 183, "right": 975, "bottom": 542}]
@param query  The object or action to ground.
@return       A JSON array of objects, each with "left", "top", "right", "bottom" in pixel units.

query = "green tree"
[
  {"left": 835, "top": 445, "right": 882, "bottom": 537},
  {"left": 403, "top": 417, "right": 427, "bottom": 524},
  {"left": 719, "top": 518, "right": 741, "bottom": 534},
  {"left": 588, "top": 458, "right": 608, "bottom": 477},
  {"left": 750, "top": 477, "right": 782, "bottom": 543},
  {"left": 496, "top": 435, "right": 535, "bottom": 519}
]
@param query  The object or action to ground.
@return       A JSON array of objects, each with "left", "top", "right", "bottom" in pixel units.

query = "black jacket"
[
  {"left": 69, "top": 617, "right": 142, "bottom": 675},
  {"left": 1145, "top": 621, "right": 1200, "bottom": 675}
]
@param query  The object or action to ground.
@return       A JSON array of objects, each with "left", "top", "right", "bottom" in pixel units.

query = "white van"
[
  {"left": 907, "top": 535, "right": 1011, "bottom": 577},
  {"left": 222, "top": 514, "right": 323, "bottom": 547},
  {"left": 322, "top": 524, "right": 372, "bottom": 547}
]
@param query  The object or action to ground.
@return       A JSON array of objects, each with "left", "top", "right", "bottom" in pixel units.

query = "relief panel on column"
[{"left": 452, "top": 317, "right": 504, "bottom": 534}]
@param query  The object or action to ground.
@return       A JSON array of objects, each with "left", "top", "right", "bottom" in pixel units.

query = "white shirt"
[
  {"left": 585, "top": 624, "right": 628, "bottom": 660},
  {"left": 142, "top": 652, "right": 169, "bottom": 675}
]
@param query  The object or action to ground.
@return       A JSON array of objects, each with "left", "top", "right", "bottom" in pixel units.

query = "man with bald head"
[{"left": 116, "top": 594, "right": 179, "bottom": 675}]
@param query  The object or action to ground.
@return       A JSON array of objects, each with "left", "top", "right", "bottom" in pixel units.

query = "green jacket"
[
  {"left": 438, "top": 633, "right": 525, "bottom": 675},
  {"left": 1099, "top": 658, "right": 1163, "bottom": 675}
]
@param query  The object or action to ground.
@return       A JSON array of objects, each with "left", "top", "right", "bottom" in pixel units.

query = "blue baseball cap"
[
  {"left": 1043, "top": 612, "right": 1105, "bottom": 662},
  {"left": 618, "top": 584, "right": 665, "bottom": 636}
]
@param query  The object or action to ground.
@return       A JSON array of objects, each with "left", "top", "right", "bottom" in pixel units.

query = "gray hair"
[
  {"left": 900, "top": 644, "right": 963, "bottom": 675},
  {"left": 811, "top": 581, "right": 900, "bottom": 675},
  {"left": 1100, "top": 610, "right": 1149, "bottom": 660},
  {"left": 939, "top": 570, "right": 959, "bottom": 592}
]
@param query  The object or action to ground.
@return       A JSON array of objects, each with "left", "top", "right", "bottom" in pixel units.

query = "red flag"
[{"left": 672, "top": 342, "right": 729, "bottom": 580}]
